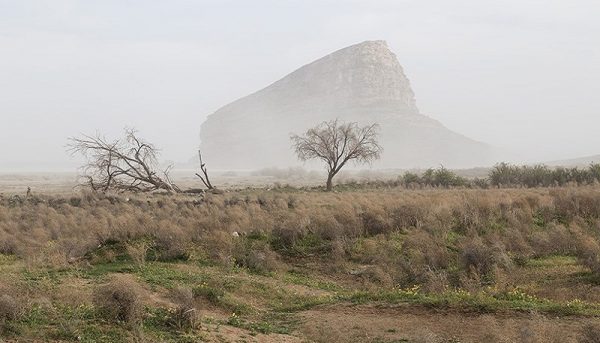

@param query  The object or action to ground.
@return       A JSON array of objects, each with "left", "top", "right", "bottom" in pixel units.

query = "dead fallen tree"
[{"left": 68, "top": 129, "right": 180, "bottom": 193}]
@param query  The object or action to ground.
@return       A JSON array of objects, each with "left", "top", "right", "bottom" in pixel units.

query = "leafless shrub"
[
  {"left": 421, "top": 269, "right": 449, "bottom": 293},
  {"left": 576, "top": 234, "right": 600, "bottom": 274},
  {"left": 0, "top": 294, "right": 22, "bottom": 323},
  {"left": 362, "top": 265, "right": 394, "bottom": 288},
  {"left": 349, "top": 238, "right": 381, "bottom": 264},
  {"left": 271, "top": 214, "right": 310, "bottom": 250},
  {"left": 93, "top": 275, "right": 144, "bottom": 325},
  {"left": 125, "top": 241, "right": 152, "bottom": 267},
  {"left": 390, "top": 203, "right": 426, "bottom": 229},
  {"left": 309, "top": 213, "right": 344, "bottom": 240},
  {"left": 233, "top": 238, "right": 282, "bottom": 274},
  {"left": 169, "top": 287, "right": 199, "bottom": 330},
  {"left": 399, "top": 231, "right": 450, "bottom": 285},
  {"left": 0, "top": 233, "right": 18, "bottom": 255},
  {"left": 361, "top": 207, "right": 392, "bottom": 236},
  {"left": 530, "top": 223, "right": 578, "bottom": 256},
  {"left": 460, "top": 237, "right": 511, "bottom": 283},
  {"left": 152, "top": 223, "right": 189, "bottom": 261},
  {"left": 200, "top": 230, "right": 234, "bottom": 265}
]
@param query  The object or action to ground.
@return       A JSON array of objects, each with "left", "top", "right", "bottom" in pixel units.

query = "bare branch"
[
  {"left": 68, "top": 129, "right": 179, "bottom": 193},
  {"left": 195, "top": 150, "right": 214, "bottom": 190}
]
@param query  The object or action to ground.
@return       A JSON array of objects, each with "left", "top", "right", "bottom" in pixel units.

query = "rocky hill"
[{"left": 200, "top": 40, "right": 493, "bottom": 169}]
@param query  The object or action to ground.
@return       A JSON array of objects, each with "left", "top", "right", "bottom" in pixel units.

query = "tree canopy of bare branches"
[
  {"left": 68, "top": 129, "right": 180, "bottom": 193},
  {"left": 291, "top": 119, "right": 382, "bottom": 191}
]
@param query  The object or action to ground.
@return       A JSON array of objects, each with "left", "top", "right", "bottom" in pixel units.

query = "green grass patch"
[
  {"left": 134, "top": 262, "right": 206, "bottom": 289},
  {"left": 340, "top": 287, "right": 600, "bottom": 317},
  {"left": 11, "top": 303, "right": 129, "bottom": 343},
  {"left": 283, "top": 270, "right": 342, "bottom": 292},
  {"left": 527, "top": 255, "right": 577, "bottom": 268},
  {"left": 225, "top": 312, "right": 295, "bottom": 335}
]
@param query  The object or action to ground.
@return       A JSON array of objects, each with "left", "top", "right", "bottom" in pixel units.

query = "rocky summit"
[{"left": 200, "top": 40, "right": 492, "bottom": 169}]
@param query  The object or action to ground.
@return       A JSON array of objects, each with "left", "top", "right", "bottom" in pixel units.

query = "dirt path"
[{"left": 297, "top": 303, "right": 600, "bottom": 343}]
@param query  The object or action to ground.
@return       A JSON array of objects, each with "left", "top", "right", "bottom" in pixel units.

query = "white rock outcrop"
[{"left": 200, "top": 41, "right": 492, "bottom": 169}]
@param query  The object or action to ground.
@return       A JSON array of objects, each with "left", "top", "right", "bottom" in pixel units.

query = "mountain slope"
[{"left": 200, "top": 41, "right": 493, "bottom": 169}]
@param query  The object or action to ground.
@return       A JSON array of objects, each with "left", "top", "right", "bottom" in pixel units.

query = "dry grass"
[
  {"left": 93, "top": 274, "right": 144, "bottom": 325},
  {"left": 168, "top": 286, "right": 199, "bottom": 331},
  {"left": 1, "top": 185, "right": 600, "bottom": 341},
  {"left": 1, "top": 187, "right": 600, "bottom": 295},
  {"left": 0, "top": 294, "right": 21, "bottom": 328}
]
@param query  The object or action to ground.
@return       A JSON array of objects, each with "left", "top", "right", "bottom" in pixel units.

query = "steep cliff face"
[{"left": 200, "top": 41, "right": 492, "bottom": 169}]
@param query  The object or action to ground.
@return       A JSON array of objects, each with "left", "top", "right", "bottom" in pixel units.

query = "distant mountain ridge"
[
  {"left": 545, "top": 155, "right": 600, "bottom": 167},
  {"left": 200, "top": 40, "right": 493, "bottom": 169}
]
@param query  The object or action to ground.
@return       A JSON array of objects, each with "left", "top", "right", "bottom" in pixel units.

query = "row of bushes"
[
  {"left": 489, "top": 162, "right": 600, "bottom": 188},
  {"left": 396, "top": 163, "right": 600, "bottom": 189},
  {"left": 400, "top": 166, "right": 474, "bottom": 188}
]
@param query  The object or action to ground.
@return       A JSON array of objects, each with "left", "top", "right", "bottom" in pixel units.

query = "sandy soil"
[{"left": 298, "top": 304, "right": 599, "bottom": 343}]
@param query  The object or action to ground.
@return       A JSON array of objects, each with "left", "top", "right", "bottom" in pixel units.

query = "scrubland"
[{"left": 1, "top": 184, "right": 600, "bottom": 342}]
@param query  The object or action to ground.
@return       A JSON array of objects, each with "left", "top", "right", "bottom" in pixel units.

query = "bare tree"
[
  {"left": 195, "top": 150, "right": 214, "bottom": 190},
  {"left": 291, "top": 120, "right": 382, "bottom": 191},
  {"left": 68, "top": 128, "right": 180, "bottom": 193}
]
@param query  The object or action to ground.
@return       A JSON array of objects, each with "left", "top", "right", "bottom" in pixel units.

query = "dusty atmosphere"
[{"left": 1, "top": 1, "right": 600, "bottom": 343}]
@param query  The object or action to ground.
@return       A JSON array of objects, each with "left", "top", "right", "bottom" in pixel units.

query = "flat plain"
[{"left": 0, "top": 173, "right": 600, "bottom": 342}]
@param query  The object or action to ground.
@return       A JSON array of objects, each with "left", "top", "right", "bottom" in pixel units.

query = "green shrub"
[{"left": 490, "top": 162, "right": 600, "bottom": 188}]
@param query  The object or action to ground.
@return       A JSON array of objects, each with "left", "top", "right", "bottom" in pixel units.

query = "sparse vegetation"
[
  {"left": 489, "top": 162, "right": 600, "bottom": 188},
  {"left": 93, "top": 274, "right": 144, "bottom": 325},
  {"left": 399, "top": 166, "right": 470, "bottom": 188},
  {"left": 1, "top": 184, "right": 600, "bottom": 341}
]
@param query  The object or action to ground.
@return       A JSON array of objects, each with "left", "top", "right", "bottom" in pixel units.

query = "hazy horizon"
[{"left": 1, "top": 0, "right": 599, "bottom": 171}]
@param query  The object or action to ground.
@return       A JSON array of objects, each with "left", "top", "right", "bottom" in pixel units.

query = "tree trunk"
[{"left": 326, "top": 173, "right": 334, "bottom": 191}]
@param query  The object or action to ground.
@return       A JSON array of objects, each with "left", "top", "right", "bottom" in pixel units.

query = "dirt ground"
[{"left": 298, "top": 304, "right": 600, "bottom": 343}]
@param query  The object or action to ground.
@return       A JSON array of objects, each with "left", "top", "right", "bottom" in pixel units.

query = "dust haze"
[{"left": 1, "top": 0, "right": 599, "bottom": 171}]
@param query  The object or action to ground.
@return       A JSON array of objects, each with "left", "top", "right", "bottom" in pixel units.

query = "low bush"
[
  {"left": 168, "top": 287, "right": 198, "bottom": 330},
  {"left": 233, "top": 237, "right": 282, "bottom": 274},
  {"left": 459, "top": 237, "right": 511, "bottom": 285},
  {"left": 0, "top": 294, "right": 22, "bottom": 324},
  {"left": 93, "top": 275, "right": 144, "bottom": 325}
]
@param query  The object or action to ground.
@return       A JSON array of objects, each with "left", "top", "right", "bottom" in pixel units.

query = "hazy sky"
[{"left": 1, "top": 0, "right": 599, "bottom": 171}]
